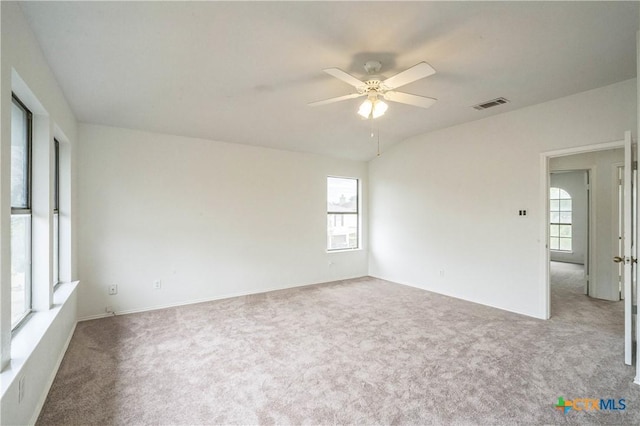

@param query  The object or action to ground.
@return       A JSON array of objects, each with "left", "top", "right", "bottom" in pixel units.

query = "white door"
[{"left": 621, "top": 131, "right": 634, "bottom": 365}]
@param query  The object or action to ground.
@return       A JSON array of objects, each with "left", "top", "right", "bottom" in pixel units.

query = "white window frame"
[
  {"left": 11, "top": 93, "right": 33, "bottom": 330},
  {"left": 53, "top": 138, "right": 60, "bottom": 287},
  {"left": 327, "top": 176, "right": 360, "bottom": 251},
  {"left": 550, "top": 187, "right": 572, "bottom": 252}
]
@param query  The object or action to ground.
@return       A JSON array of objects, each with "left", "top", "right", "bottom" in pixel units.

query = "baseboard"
[
  {"left": 78, "top": 275, "right": 368, "bottom": 322},
  {"left": 79, "top": 312, "right": 116, "bottom": 321},
  {"left": 28, "top": 320, "right": 77, "bottom": 426},
  {"left": 368, "top": 274, "right": 545, "bottom": 320}
]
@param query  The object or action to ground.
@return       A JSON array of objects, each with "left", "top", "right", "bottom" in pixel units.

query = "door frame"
[{"left": 540, "top": 139, "right": 626, "bottom": 319}]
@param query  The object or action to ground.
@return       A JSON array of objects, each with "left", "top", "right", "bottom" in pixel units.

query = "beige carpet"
[{"left": 37, "top": 272, "right": 640, "bottom": 425}]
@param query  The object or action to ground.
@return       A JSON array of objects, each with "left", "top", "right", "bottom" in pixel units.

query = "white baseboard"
[
  {"left": 79, "top": 312, "right": 116, "bottom": 321},
  {"left": 78, "top": 275, "right": 367, "bottom": 322},
  {"left": 28, "top": 321, "right": 77, "bottom": 426},
  {"left": 368, "top": 273, "right": 545, "bottom": 320}
]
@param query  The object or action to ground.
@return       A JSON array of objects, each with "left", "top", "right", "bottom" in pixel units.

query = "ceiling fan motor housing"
[{"left": 361, "top": 79, "right": 383, "bottom": 96}]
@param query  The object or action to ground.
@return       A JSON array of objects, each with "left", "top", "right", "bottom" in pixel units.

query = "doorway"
[
  {"left": 540, "top": 133, "right": 634, "bottom": 369},
  {"left": 544, "top": 145, "right": 625, "bottom": 315},
  {"left": 549, "top": 170, "right": 589, "bottom": 297}
]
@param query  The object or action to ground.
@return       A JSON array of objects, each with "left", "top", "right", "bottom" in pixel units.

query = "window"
[
  {"left": 11, "top": 94, "right": 33, "bottom": 328},
  {"left": 53, "top": 138, "right": 60, "bottom": 286},
  {"left": 327, "top": 177, "right": 359, "bottom": 250},
  {"left": 550, "top": 187, "right": 572, "bottom": 251}
]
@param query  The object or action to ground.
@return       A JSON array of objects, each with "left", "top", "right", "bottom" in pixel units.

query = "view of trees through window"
[
  {"left": 327, "top": 177, "right": 358, "bottom": 250},
  {"left": 550, "top": 187, "right": 572, "bottom": 251}
]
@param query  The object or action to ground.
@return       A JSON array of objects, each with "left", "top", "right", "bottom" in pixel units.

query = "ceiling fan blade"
[
  {"left": 308, "top": 92, "right": 365, "bottom": 107},
  {"left": 323, "top": 68, "right": 366, "bottom": 88},
  {"left": 382, "top": 62, "right": 436, "bottom": 90},
  {"left": 384, "top": 91, "right": 437, "bottom": 109}
]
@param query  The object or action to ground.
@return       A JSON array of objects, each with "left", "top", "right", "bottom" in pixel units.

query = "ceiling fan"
[{"left": 309, "top": 60, "right": 437, "bottom": 119}]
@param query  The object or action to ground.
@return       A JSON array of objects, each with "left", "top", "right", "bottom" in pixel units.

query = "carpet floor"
[{"left": 37, "top": 269, "right": 640, "bottom": 425}]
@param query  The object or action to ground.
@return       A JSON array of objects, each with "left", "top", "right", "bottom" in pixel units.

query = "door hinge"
[
  {"left": 633, "top": 305, "right": 638, "bottom": 315},
  {"left": 633, "top": 161, "right": 638, "bottom": 171}
]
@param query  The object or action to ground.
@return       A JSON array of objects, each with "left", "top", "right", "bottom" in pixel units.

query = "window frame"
[
  {"left": 327, "top": 176, "right": 360, "bottom": 251},
  {"left": 53, "top": 138, "right": 61, "bottom": 287},
  {"left": 11, "top": 93, "right": 34, "bottom": 330},
  {"left": 549, "top": 187, "right": 572, "bottom": 252}
]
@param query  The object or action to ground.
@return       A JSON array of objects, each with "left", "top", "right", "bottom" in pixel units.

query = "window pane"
[
  {"left": 559, "top": 199, "right": 572, "bottom": 211},
  {"left": 328, "top": 213, "right": 358, "bottom": 250},
  {"left": 53, "top": 213, "right": 59, "bottom": 285},
  {"left": 54, "top": 139, "right": 60, "bottom": 211},
  {"left": 11, "top": 100, "right": 29, "bottom": 208},
  {"left": 559, "top": 237, "right": 572, "bottom": 251},
  {"left": 11, "top": 215, "right": 31, "bottom": 326},
  {"left": 559, "top": 224, "right": 572, "bottom": 237},
  {"left": 327, "top": 177, "right": 357, "bottom": 213},
  {"left": 550, "top": 186, "right": 572, "bottom": 252}
]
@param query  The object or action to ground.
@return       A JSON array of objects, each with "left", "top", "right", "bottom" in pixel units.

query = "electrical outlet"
[
  {"left": 105, "top": 306, "right": 113, "bottom": 313},
  {"left": 108, "top": 284, "right": 117, "bottom": 295},
  {"left": 153, "top": 280, "right": 162, "bottom": 290},
  {"left": 18, "top": 376, "right": 25, "bottom": 403}
]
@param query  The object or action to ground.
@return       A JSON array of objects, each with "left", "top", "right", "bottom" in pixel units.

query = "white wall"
[
  {"left": 77, "top": 124, "right": 368, "bottom": 319},
  {"left": 1, "top": 2, "right": 78, "bottom": 424},
  {"left": 550, "top": 149, "right": 624, "bottom": 301},
  {"left": 369, "top": 79, "right": 636, "bottom": 319},
  {"left": 1, "top": 284, "right": 77, "bottom": 426},
  {"left": 549, "top": 171, "right": 588, "bottom": 265}
]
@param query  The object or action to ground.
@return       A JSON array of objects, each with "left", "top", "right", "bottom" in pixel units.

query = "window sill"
[
  {"left": 0, "top": 280, "right": 78, "bottom": 398},
  {"left": 327, "top": 248, "right": 363, "bottom": 254}
]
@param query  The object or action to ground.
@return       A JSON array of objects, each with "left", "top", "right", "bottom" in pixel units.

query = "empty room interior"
[{"left": 2, "top": 1, "right": 640, "bottom": 424}]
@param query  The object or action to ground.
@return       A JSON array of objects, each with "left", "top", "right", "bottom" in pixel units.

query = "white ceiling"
[{"left": 20, "top": 1, "right": 639, "bottom": 161}]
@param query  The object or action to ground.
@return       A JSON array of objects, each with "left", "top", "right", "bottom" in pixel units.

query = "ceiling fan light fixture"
[
  {"left": 358, "top": 97, "right": 388, "bottom": 119},
  {"left": 358, "top": 99, "right": 373, "bottom": 118},
  {"left": 372, "top": 99, "right": 388, "bottom": 118}
]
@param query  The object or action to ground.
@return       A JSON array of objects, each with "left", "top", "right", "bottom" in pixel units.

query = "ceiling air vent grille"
[{"left": 473, "top": 97, "right": 509, "bottom": 111}]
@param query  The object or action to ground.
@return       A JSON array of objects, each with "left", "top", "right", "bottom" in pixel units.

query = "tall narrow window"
[
  {"left": 550, "top": 187, "right": 572, "bottom": 251},
  {"left": 11, "top": 94, "right": 33, "bottom": 328},
  {"left": 53, "top": 138, "right": 60, "bottom": 286},
  {"left": 327, "top": 177, "right": 359, "bottom": 250}
]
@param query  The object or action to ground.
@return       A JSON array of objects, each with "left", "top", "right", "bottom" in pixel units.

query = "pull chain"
[{"left": 370, "top": 118, "right": 381, "bottom": 156}]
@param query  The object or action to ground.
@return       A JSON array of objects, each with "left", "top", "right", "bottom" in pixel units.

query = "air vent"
[{"left": 473, "top": 97, "right": 509, "bottom": 110}]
